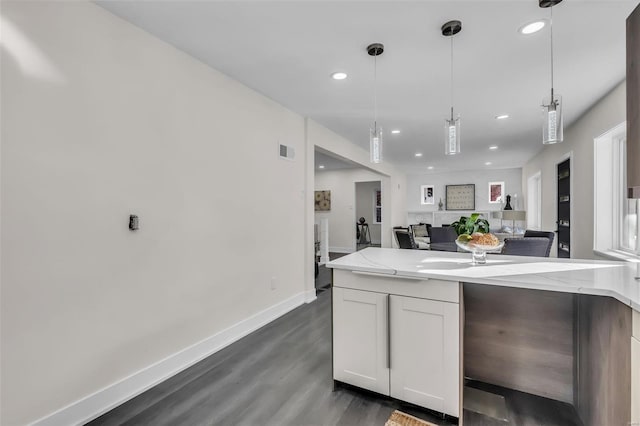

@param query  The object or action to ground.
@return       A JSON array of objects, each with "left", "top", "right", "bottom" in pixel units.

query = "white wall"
[
  {"left": 522, "top": 81, "right": 626, "bottom": 259},
  {"left": 306, "top": 120, "right": 407, "bottom": 251},
  {"left": 1, "top": 2, "right": 309, "bottom": 424},
  {"left": 355, "top": 181, "right": 382, "bottom": 244},
  {"left": 314, "top": 171, "right": 384, "bottom": 252},
  {"left": 406, "top": 168, "right": 523, "bottom": 227}
]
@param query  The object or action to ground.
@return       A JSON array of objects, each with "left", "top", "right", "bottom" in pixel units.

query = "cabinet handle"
[{"left": 387, "top": 294, "right": 391, "bottom": 370}]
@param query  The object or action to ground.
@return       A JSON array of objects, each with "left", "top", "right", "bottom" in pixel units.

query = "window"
[
  {"left": 622, "top": 198, "right": 638, "bottom": 252},
  {"left": 620, "top": 150, "right": 639, "bottom": 253},
  {"left": 594, "top": 122, "right": 639, "bottom": 257},
  {"left": 374, "top": 189, "right": 382, "bottom": 224}
]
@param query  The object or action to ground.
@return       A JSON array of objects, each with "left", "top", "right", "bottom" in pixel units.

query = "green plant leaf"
[{"left": 452, "top": 213, "right": 490, "bottom": 235}]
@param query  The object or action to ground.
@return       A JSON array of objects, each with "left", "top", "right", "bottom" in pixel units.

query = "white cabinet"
[
  {"left": 332, "top": 287, "right": 390, "bottom": 395},
  {"left": 332, "top": 271, "right": 460, "bottom": 418},
  {"left": 390, "top": 295, "right": 460, "bottom": 417}
]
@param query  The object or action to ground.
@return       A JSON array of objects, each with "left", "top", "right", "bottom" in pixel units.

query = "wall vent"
[{"left": 279, "top": 143, "right": 295, "bottom": 160}]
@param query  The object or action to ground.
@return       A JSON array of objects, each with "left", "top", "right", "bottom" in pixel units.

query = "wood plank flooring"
[
  {"left": 88, "top": 289, "right": 456, "bottom": 426},
  {"left": 90, "top": 273, "right": 582, "bottom": 426}
]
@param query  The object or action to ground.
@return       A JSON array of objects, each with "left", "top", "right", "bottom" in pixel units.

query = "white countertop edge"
[
  {"left": 327, "top": 248, "right": 640, "bottom": 312},
  {"left": 333, "top": 264, "right": 640, "bottom": 311},
  {"left": 575, "top": 286, "right": 634, "bottom": 309},
  {"left": 329, "top": 263, "right": 594, "bottom": 296},
  {"left": 333, "top": 264, "right": 398, "bottom": 275}
]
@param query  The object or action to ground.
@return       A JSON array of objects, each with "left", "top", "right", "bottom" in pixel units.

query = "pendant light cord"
[
  {"left": 450, "top": 34, "right": 454, "bottom": 121},
  {"left": 550, "top": 6, "right": 554, "bottom": 99},
  {"left": 374, "top": 51, "right": 378, "bottom": 133}
]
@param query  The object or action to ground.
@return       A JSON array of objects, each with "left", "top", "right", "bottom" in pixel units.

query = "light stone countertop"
[{"left": 327, "top": 247, "right": 640, "bottom": 312}]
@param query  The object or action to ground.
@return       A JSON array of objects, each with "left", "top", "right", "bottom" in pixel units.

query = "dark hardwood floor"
[
  {"left": 315, "top": 252, "right": 346, "bottom": 292},
  {"left": 90, "top": 269, "right": 582, "bottom": 426},
  {"left": 88, "top": 289, "right": 457, "bottom": 426}
]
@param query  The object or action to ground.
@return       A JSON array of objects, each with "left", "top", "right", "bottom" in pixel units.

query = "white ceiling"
[
  {"left": 97, "top": 0, "right": 637, "bottom": 173},
  {"left": 315, "top": 149, "right": 360, "bottom": 171}
]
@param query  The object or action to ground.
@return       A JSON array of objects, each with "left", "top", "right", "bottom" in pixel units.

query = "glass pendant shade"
[
  {"left": 441, "top": 20, "right": 462, "bottom": 156},
  {"left": 540, "top": 2, "right": 564, "bottom": 145},
  {"left": 542, "top": 93, "right": 563, "bottom": 144},
  {"left": 370, "top": 125, "right": 383, "bottom": 163},
  {"left": 366, "top": 43, "right": 384, "bottom": 164},
  {"left": 444, "top": 115, "right": 461, "bottom": 155}
]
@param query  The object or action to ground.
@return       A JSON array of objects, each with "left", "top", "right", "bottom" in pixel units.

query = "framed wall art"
[
  {"left": 314, "top": 190, "right": 331, "bottom": 211},
  {"left": 488, "top": 181, "right": 505, "bottom": 204},
  {"left": 420, "top": 185, "right": 435, "bottom": 205},
  {"left": 445, "top": 184, "right": 475, "bottom": 210}
]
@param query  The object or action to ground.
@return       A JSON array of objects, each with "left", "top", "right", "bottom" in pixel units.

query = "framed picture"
[
  {"left": 488, "top": 181, "right": 505, "bottom": 204},
  {"left": 420, "top": 185, "right": 435, "bottom": 205},
  {"left": 445, "top": 184, "right": 475, "bottom": 210},
  {"left": 314, "top": 190, "right": 331, "bottom": 211},
  {"left": 373, "top": 189, "right": 382, "bottom": 223}
]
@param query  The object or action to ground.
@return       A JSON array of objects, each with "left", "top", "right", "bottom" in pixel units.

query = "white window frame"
[{"left": 593, "top": 122, "right": 639, "bottom": 259}]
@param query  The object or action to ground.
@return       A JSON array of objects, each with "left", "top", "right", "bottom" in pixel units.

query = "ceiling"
[
  {"left": 97, "top": 0, "right": 637, "bottom": 173},
  {"left": 315, "top": 149, "right": 360, "bottom": 171}
]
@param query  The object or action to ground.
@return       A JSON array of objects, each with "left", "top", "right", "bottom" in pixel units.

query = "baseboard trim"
[
  {"left": 31, "top": 291, "right": 307, "bottom": 426},
  {"left": 329, "top": 246, "right": 355, "bottom": 254},
  {"left": 305, "top": 289, "right": 318, "bottom": 303}
]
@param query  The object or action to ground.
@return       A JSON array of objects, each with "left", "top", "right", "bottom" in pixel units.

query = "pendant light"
[
  {"left": 442, "top": 20, "right": 462, "bottom": 155},
  {"left": 541, "top": 0, "right": 564, "bottom": 144},
  {"left": 367, "top": 43, "right": 384, "bottom": 163}
]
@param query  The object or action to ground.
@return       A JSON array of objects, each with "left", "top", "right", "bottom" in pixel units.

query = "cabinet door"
[
  {"left": 390, "top": 295, "right": 460, "bottom": 417},
  {"left": 332, "top": 287, "right": 390, "bottom": 395}
]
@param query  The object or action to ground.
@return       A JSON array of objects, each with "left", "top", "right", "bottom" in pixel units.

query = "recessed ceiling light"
[
  {"left": 427, "top": 166, "right": 434, "bottom": 170},
  {"left": 489, "top": 145, "right": 499, "bottom": 150},
  {"left": 318, "top": 165, "right": 325, "bottom": 169},
  {"left": 391, "top": 129, "right": 401, "bottom": 134},
  {"left": 415, "top": 153, "right": 423, "bottom": 157},
  {"left": 495, "top": 114, "right": 510, "bottom": 120},
  {"left": 331, "top": 72, "right": 347, "bottom": 80},
  {"left": 485, "top": 162, "right": 492, "bottom": 166},
  {"left": 519, "top": 20, "right": 545, "bottom": 35}
]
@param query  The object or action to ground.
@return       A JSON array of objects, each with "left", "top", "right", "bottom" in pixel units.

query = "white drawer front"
[{"left": 333, "top": 269, "right": 459, "bottom": 303}]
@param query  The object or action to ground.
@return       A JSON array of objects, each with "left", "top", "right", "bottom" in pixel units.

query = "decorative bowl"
[{"left": 455, "top": 239, "right": 504, "bottom": 265}]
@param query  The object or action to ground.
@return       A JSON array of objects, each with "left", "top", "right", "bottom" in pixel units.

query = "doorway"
[{"left": 355, "top": 181, "right": 382, "bottom": 250}]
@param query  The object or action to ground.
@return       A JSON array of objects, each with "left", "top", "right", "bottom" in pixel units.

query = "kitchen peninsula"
[{"left": 327, "top": 248, "right": 640, "bottom": 426}]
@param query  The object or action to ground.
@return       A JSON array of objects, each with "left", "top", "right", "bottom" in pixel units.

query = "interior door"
[
  {"left": 389, "top": 295, "right": 460, "bottom": 417},
  {"left": 332, "top": 287, "right": 390, "bottom": 395},
  {"left": 557, "top": 158, "right": 571, "bottom": 258}
]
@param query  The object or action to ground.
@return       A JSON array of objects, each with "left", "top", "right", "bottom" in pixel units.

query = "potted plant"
[{"left": 450, "top": 213, "right": 490, "bottom": 236}]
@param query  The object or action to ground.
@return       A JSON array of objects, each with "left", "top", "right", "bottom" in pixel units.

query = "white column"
[{"left": 320, "top": 218, "right": 330, "bottom": 264}]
